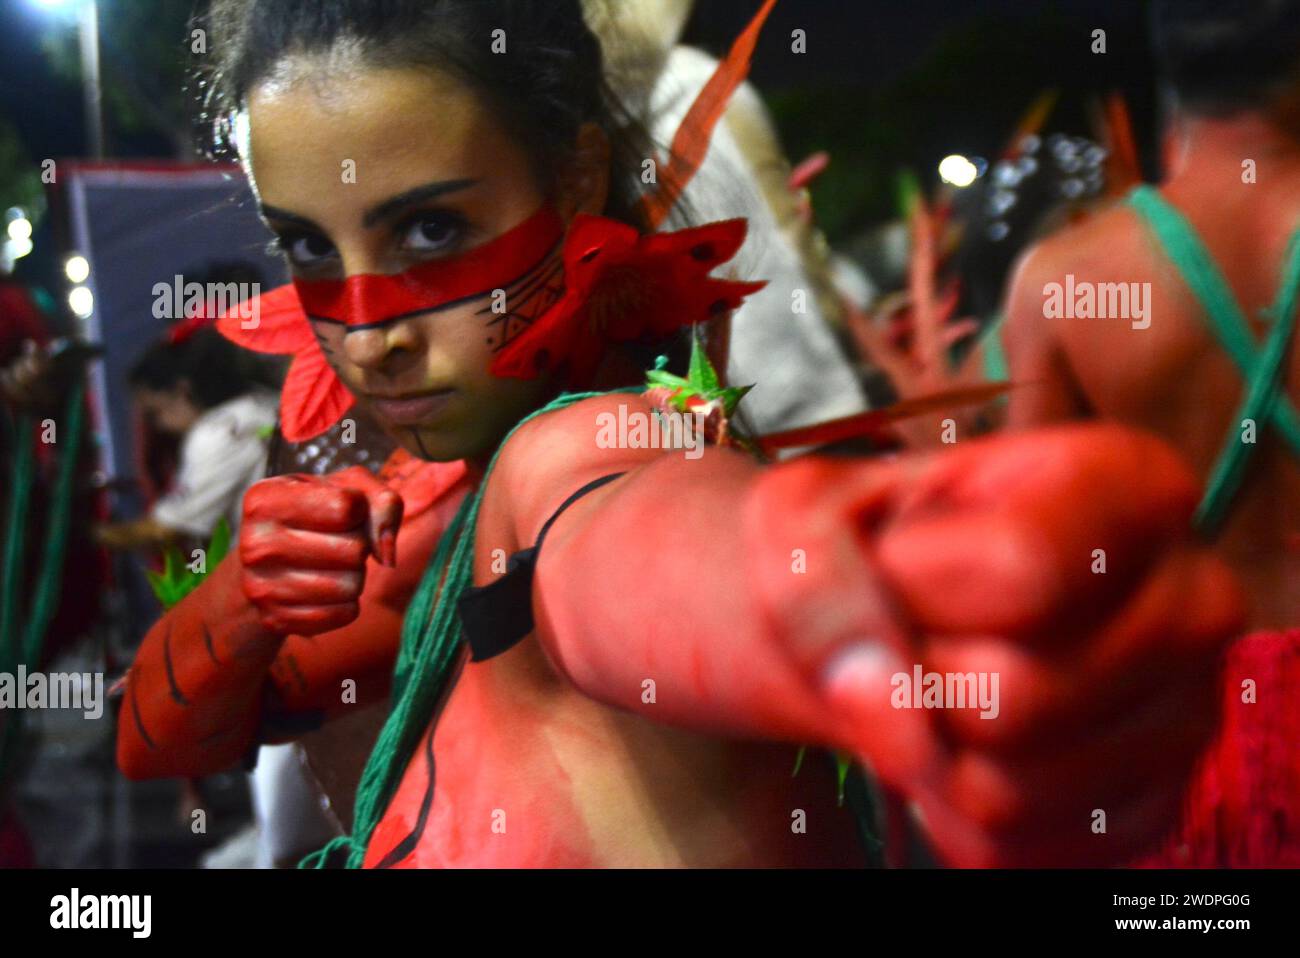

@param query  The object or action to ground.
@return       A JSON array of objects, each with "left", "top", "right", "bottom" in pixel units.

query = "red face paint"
[{"left": 292, "top": 204, "right": 566, "bottom": 329}]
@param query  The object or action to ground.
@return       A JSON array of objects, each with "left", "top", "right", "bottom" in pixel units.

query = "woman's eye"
[
  {"left": 277, "top": 233, "right": 338, "bottom": 269},
  {"left": 401, "top": 212, "right": 465, "bottom": 255}
]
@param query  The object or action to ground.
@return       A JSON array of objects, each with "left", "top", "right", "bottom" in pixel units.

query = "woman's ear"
[{"left": 557, "top": 122, "right": 611, "bottom": 220}]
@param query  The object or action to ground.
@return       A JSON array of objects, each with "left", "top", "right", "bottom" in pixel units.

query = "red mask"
[{"left": 292, "top": 204, "right": 565, "bottom": 330}]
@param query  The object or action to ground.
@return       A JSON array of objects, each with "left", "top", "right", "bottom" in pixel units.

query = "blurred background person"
[
  {"left": 95, "top": 276, "right": 277, "bottom": 552},
  {"left": 1000, "top": 0, "right": 1300, "bottom": 865}
]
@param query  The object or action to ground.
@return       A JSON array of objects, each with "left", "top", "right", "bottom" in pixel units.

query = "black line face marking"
[
  {"left": 410, "top": 428, "right": 433, "bottom": 461},
  {"left": 475, "top": 241, "right": 556, "bottom": 310},
  {"left": 483, "top": 248, "right": 565, "bottom": 354},
  {"left": 162, "top": 626, "right": 190, "bottom": 707}
]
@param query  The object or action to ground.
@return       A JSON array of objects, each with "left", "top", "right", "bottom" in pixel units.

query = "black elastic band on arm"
[{"left": 458, "top": 472, "right": 626, "bottom": 662}]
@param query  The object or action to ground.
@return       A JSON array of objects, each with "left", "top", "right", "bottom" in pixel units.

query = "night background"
[{"left": 1, "top": 0, "right": 1159, "bottom": 252}]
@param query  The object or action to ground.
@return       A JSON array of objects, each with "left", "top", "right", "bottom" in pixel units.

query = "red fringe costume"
[{"left": 1136, "top": 630, "right": 1300, "bottom": 867}]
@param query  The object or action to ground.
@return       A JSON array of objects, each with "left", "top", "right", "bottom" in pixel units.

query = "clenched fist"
[
  {"left": 747, "top": 424, "right": 1245, "bottom": 867},
  {"left": 240, "top": 466, "right": 403, "bottom": 635}
]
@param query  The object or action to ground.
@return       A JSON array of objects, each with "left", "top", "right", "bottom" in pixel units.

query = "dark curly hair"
[{"left": 198, "top": 0, "right": 653, "bottom": 230}]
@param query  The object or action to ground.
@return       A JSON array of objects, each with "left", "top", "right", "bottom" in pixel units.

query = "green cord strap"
[
  {"left": 1127, "top": 185, "right": 1300, "bottom": 536},
  {"left": 0, "top": 381, "right": 86, "bottom": 787},
  {"left": 0, "top": 415, "right": 34, "bottom": 675},
  {"left": 302, "top": 388, "right": 637, "bottom": 869},
  {"left": 980, "top": 311, "right": 1009, "bottom": 385},
  {"left": 23, "top": 382, "right": 86, "bottom": 664}
]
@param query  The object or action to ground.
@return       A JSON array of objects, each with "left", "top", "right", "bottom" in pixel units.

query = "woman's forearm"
[
  {"left": 117, "top": 554, "right": 281, "bottom": 779},
  {"left": 533, "top": 446, "right": 850, "bottom": 748},
  {"left": 118, "top": 482, "right": 448, "bottom": 778}
]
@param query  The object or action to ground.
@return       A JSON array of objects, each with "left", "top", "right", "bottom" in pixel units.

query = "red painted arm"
[
  {"left": 117, "top": 552, "right": 282, "bottom": 779},
  {"left": 117, "top": 461, "right": 469, "bottom": 780},
  {"left": 483, "top": 393, "right": 1244, "bottom": 866}
]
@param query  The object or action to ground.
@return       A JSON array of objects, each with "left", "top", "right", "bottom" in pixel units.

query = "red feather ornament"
[
  {"left": 490, "top": 214, "right": 765, "bottom": 385},
  {"left": 217, "top": 285, "right": 354, "bottom": 442}
]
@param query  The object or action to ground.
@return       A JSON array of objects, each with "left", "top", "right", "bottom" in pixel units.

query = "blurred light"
[
  {"left": 30, "top": 0, "right": 77, "bottom": 9},
  {"left": 8, "top": 238, "right": 34, "bottom": 259},
  {"left": 69, "top": 285, "right": 94, "bottom": 318},
  {"left": 938, "top": 154, "right": 979, "bottom": 188},
  {"left": 65, "top": 255, "right": 90, "bottom": 283},
  {"left": 6, "top": 218, "right": 32, "bottom": 242}
]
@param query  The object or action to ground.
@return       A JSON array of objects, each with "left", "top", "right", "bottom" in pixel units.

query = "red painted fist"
[
  {"left": 240, "top": 466, "right": 403, "bottom": 635},
  {"left": 748, "top": 424, "right": 1245, "bottom": 867}
]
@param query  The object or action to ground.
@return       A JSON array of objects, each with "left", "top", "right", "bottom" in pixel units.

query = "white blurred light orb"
[
  {"left": 65, "top": 255, "right": 90, "bottom": 283},
  {"left": 69, "top": 285, "right": 94, "bottom": 318},
  {"left": 938, "top": 154, "right": 979, "bottom": 188},
  {"left": 7, "top": 218, "right": 32, "bottom": 242}
]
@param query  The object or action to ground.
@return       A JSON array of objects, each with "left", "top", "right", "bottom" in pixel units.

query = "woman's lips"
[{"left": 368, "top": 389, "right": 455, "bottom": 426}]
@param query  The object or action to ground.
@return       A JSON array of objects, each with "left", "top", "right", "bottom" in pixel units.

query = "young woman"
[{"left": 118, "top": 0, "right": 1241, "bottom": 868}]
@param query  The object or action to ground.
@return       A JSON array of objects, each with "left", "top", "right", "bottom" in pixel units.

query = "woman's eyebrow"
[
  {"left": 259, "top": 205, "right": 322, "bottom": 231},
  {"left": 361, "top": 178, "right": 479, "bottom": 228}
]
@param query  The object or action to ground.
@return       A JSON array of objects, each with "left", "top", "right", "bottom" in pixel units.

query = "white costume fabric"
[
  {"left": 646, "top": 47, "right": 869, "bottom": 437},
  {"left": 150, "top": 390, "right": 278, "bottom": 536}
]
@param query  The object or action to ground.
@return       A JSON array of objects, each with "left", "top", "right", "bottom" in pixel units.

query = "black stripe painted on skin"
[
  {"left": 374, "top": 724, "right": 437, "bottom": 869},
  {"left": 202, "top": 624, "right": 221, "bottom": 665},
  {"left": 128, "top": 682, "right": 158, "bottom": 750},
  {"left": 372, "top": 652, "right": 467, "bottom": 868},
  {"left": 163, "top": 628, "right": 190, "bottom": 707}
]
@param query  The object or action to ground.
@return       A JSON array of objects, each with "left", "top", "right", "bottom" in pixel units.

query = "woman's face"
[
  {"left": 246, "top": 62, "right": 601, "bottom": 462},
  {"left": 135, "top": 384, "right": 201, "bottom": 436}
]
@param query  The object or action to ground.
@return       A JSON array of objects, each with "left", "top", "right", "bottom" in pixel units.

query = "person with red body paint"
[
  {"left": 1001, "top": 1, "right": 1300, "bottom": 866},
  {"left": 119, "top": 0, "right": 1242, "bottom": 868}
]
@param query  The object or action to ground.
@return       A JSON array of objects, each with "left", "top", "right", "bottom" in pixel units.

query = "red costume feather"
[
  {"left": 489, "top": 215, "right": 765, "bottom": 385},
  {"left": 216, "top": 285, "right": 354, "bottom": 442},
  {"left": 637, "top": 0, "right": 779, "bottom": 229}
]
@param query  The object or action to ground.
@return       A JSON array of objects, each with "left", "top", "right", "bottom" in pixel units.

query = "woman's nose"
[{"left": 341, "top": 319, "right": 422, "bottom": 372}]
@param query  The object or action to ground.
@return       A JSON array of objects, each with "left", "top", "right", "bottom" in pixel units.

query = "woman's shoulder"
[
  {"left": 504, "top": 391, "right": 657, "bottom": 459},
  {"left": 486, "top": 391, "right": 663, "bottom": 548}
]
